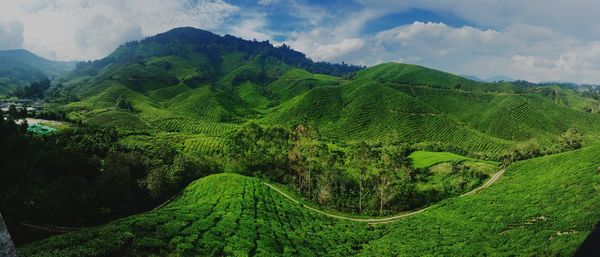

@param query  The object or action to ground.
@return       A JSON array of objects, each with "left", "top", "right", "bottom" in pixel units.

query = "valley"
[{"left": 0, "top": 26, "right": 599, "bottom": 256}]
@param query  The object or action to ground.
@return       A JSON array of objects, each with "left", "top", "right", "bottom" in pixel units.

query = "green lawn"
[{"left": 410, "top": 150, "right": 486, "bottom": 168}]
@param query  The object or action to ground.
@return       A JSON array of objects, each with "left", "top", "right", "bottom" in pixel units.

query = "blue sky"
[{"left": 3, "top": 0, "right": 600, "bottom": 83}]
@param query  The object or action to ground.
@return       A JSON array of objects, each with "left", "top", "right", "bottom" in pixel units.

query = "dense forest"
[{"left": 0, "top": 111, "right": 217, "bottom": 244}]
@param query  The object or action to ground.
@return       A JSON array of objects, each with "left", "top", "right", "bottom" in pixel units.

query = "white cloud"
[
  {"left": 288, "top": 35, "right": 365, "bottom": 61},
  {"left": 0, "top": 0, "right": 239, "bottom": 60},
  {"left": 227, "top": 13, "right": 272, "bottom": 42},
  {"left": 0, "top": 20, "right": 25, "bottom": 50},
  {"left": 362, "top": 21, "right": 600, "bottom": 83},
  {"left": 74, "top": 15, "right": 143, "bottom": 58},
  {"left": 5, "top": 0, "right": 600, "bottom": 83}
]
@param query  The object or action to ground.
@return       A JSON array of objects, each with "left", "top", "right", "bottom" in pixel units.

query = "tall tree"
[
  {"left": 348, "top": 141, "right": 374, "bottom": 213},
  {"left": 288, "top": 124, "right": 321, "bottom": 198}
]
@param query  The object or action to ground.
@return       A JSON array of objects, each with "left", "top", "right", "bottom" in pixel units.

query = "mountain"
[
  {"left": 0, "top": 50, "right": 75, "bottom": 77},
  {"left": 461, "top": 74, "right": 515, "bottom": 83},
  {"left": 56, "top": 27, "right": 600, "bottom": 160},
  {"left": 6, "top": 27, "right": 600, "bottom": 255},
  {"left": 460, "top": 74, "right": 485, "bottom": 82},
  {"left": 487, "top": 75, "right": 515, "bottom": 82},
  {"left": 73, "top": 27, "right": 362, "bottom": 79},
  {"left": 0, "top": 49, "right": 75, "bottom": 96}
]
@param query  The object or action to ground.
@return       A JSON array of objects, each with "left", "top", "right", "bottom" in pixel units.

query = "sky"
[{"left": 3, "top": 1, "right": 600, "bottom": 83}]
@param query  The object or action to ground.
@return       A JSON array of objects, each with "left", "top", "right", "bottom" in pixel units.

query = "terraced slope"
[
  {"left": 263, "top": 74, "right": 515, "bottom": 156},
  {"left": 19, "top": 174, "right": 377, "bottom": 257},
  {"left": 394, "top": 85, "right": 600, "bottom": 148},
  {"left": 360, "top": 145, "right": 600, "bottom": 256},
  {"left": 20, "top": 146, "right": 600, "bottom": 256},
  {"left": 355, "top": 63, "right": 515, "bottom": 92},
  {"left": 56, "top": 28, "right": 600, "bottom": 159}
]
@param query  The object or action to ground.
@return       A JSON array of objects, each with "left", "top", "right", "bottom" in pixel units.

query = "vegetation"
[
  {"left": 18, "top": 145, "right": 600, "bottom": 256},
  {"left": 226, "top": 123, "right": 497, "bottom": 215},
  {"left": 410, "top": 151, "right": 481, "bottom": 168},
  {"left": 14, "top": 79, "right": 51, "bottom": 99},
  {"left": 0, "top": 118, "right": 217, "bottom": 245},
  {"left": 0, "top": 49, "right": 74, "bottom": 96},
  {"left": 2, "top": 27, "right": 600, "bottom": 255}
]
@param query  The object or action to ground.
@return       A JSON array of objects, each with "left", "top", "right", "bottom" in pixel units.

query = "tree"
[
  {"left": 15, "top": 79, "right": 51, "bottom": 99},
  {"left": 320, "top": 149, "right": 345, "bottom": 206},
  {"left": 226, "top": 123, "right": 290, "bottom": 179},
  {"left": 375, "top": 160, "right": 395, "bottom": 215},
  {"left": 288, "top": 124, "right": 322, "bottom": 199},
  {"left": 144, "top": 165, "right": 175, "bottom": 199},
  {"left": 116, "top": 96, "right": 134, "bottom": 112},
  {"left": 375, "top": 146, "right": 412, "bottom": 215},
  {"left": 7, "top": 105, "right": 18, "bottom": 120},
  {"left": 348, "top": 141, "right": 374, "bottom": 213},
  {"left": 560, "top": 127, "right": 582, "bottom": 151},
  {"left": 18, "top": 106, "right": 28, "bottom": 119}
]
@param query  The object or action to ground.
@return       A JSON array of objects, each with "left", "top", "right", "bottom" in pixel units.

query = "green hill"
[
  {"left": 0, "top": 49, "right": 74, "bottom": 96},
  {"left": 55, "top": 28, "right": 600, "bottom": 160},
  {"left": 19, "top": 145, "right": 600, "bottom": 256}
]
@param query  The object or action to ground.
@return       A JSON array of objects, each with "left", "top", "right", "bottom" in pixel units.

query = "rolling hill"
[
  {"left": 4, "top": 26, "right": 600, "bottom": 255},
  {"left": 18, "top": 145, "right": 600, "bottom": 256},
  {"left": 53, "top": 27, "right": 600, "bottom": 161},
  {"left": 0, "top": 49, "right": 74, "bottom": 96}
]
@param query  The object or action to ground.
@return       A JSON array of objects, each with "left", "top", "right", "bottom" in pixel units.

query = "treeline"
[
  {"left": 13, "top": 79, "right": 50, "bottom": 99},
  {"left": 225, "top": 123, "right": 488, "bottom": 215},
  {"left": 499, "top": 127, "right": 583, "bottom": 166},
  {"left": 0, "top": 114, "right": 217, "bottom": 231}
]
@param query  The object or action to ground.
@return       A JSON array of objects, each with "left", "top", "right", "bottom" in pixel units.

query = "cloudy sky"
[{"left": 3, "top": 0, "right": 600, "bottom": 83}]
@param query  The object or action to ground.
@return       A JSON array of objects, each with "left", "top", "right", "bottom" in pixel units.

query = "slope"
[
  {"left": 19, "top": 145, "right": 600, "bottom": 256},
  {"left": 18, "top": 173, "right": 377, "bottom": 257},
  {"left": 263, "top": 63, "right": 600, "bottom": 157},
  {"left": 0, "top": 49, "right": 74, "bottom": 96},
  {"left": 263, "top": 74, "right": 515, "bottom": 157},
  {"left": 59, "top": 27, "right": 362, "bottom": 138},
  {"left": 360, "top": 145, "right": 600, "bottom": 256},
  {"left": 394, "top": 84, "right": 600, "bottom": 148}
]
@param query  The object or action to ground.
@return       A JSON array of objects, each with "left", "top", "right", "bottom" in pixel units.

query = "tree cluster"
[
  {"left": 0, "top": 122, "right": 216, "bottom": 230},
  {"left": 226, "top": 123, "right": 420, "bottom": 215},
  {"left": 13, "top": 79, "right": 51, "bottom": 99}
]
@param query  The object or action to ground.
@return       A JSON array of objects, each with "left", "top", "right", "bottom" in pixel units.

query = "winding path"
[{"left": 264, "top": 168, "right": 506, "bottom": 224}]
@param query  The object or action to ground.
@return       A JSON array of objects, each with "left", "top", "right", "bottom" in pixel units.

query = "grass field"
[
  {"left": 19, "top": 145, "right": 600, "bottom": 256},
  {"left": 409, "top": 151, "right": 496, "bottom": 168}
]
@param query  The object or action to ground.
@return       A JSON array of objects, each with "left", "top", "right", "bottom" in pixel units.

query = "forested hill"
[
  {"left": 0, "top": 49, "right": 75, "bottom": 96},
  {"left": 0, "top": 50, "right": 74, "bottom": 78},
  {"left": 74, "top": 27, "right": 363, "bottom": 77}
]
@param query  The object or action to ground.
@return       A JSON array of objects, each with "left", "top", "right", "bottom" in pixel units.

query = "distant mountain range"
[
  {"left": 461, "top": 74, "right": 515, "bottom": 82},
  {"left": 0, "top": 49, "right": 75, "bottom": 96}
]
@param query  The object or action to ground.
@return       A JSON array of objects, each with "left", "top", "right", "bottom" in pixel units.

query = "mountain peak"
[{"left": 80, "top": 27, "right": 363, "bottom": 77}]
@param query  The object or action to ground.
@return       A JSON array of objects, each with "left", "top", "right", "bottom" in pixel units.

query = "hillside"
[
  {"left": 56, "top": 26, "right": 600, "bottom": 161},
  {"left": 19, "top": 145, "right": 600, "bottom": 256},
  {"left": 0, "top": 49, "right": 74, "bottom": 96}
]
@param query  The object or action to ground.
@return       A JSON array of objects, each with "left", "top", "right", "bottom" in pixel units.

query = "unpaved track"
[{"left": 264, "top": 169, "right": 506, "bottom": 224}]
